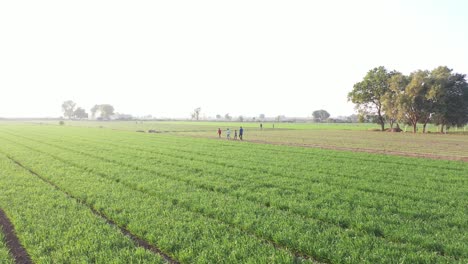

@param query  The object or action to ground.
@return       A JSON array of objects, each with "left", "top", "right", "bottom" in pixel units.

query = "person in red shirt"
[{"left": 217, "top": 128, "right": 222, "bottom": 138}]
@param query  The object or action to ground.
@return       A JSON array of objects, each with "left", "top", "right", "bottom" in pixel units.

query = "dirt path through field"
[{"left": 0, "top": 209, "right": 32, "bottom": 264}]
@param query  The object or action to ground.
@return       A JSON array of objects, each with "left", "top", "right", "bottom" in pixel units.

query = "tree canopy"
[
  {"left": 312, "top": 110, "right": 330, "bottom": 122},
  {"left": 349, "top": 66, "right": 468, "bottom": 133},
  {"left": 61, "top": 100, "right": 76, "bottom": 119},
  {"left": 191, "top": 107, "right": 201, "bottom": 121},
  {"left": 348, "top": 66, "right": 394, "bottom": 131}
]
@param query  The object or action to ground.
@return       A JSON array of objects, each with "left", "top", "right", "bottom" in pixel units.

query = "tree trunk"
[
  {"left": 377, "top": 107, "right": 385, "bottom": 131},
  {"left": 422, "top": 123, "right": 427, "bottom": 133},
  {"left": 413, "top": 122, "right": 417, "bottom": 133},
  {"left": 440, "top": 124, "right": 445, "bottom": 134}
]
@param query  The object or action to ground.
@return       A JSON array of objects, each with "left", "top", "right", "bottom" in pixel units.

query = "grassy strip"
[{"left": 0, "top": 155, "right": 166, "bottom": 264}]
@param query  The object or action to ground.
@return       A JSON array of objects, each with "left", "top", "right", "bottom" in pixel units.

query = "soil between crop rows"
[{"left": 0, "top": 209, "right": 32, "bottom": 264}]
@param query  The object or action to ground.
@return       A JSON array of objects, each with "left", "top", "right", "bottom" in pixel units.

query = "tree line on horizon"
[
  {"left": 62, "top": 100, "right": 116, "bottom": 120},
  {"left": 348, "top": 66, "right": 468, "bottom": 133}
]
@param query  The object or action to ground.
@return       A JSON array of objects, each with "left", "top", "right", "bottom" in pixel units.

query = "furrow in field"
[
  {"left": 5, "top": 156, "right": 178, "bottom": 264},
  {"left": 0, "top": 134, "right": 464, "bottom": 260},
  {"left": 0, "top": 209, "right": 32, "bottom": 264}
]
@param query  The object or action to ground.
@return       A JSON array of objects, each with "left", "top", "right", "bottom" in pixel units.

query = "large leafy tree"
[
  {"left": 61, "top": 100, "right": 76, "bottom": 119},
  {"left": 431, "top": 68, "right": 468, "bottom": 132},
  {"left": 73, "top": 107, "right": 88, "bottom": 119},
  {"left": 99, "top": 104, "right": 115, "bottom": 120},
  {"left": 383, "top": 73, "right": 408, "bottom": 129},
  {"left": 90, "top": 104, "right": 115, "bottom": 120},
  {"left": 191, "top": 107, "right": 201, "bottom": 121},
  {"left": 348, "top": 66, "right": 394, "bottom": 131},
  {"left": 397, "top": 70, "right": 431, "bottom": 133},
  {"left": 312, "top": 110, "right": 330, "bottom": 122},
  {"left": 90, "top": 105, "right": 100, "bottom": 119}
]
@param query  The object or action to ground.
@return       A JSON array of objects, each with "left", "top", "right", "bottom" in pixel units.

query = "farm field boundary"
[{"left": 0, "top": 209, "right": 32, "bottom": 264}]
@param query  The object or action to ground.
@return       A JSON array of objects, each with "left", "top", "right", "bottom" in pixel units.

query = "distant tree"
[
  {"left": 312, "top": 110, "right": 330, "bottom": 122},
  {"left": 259, "top": 114, "right": 265, "bottom": 121},
  {"left": 347, "top": 114, "right": 359, "bottom": 123},
  {"left": 348, "top": 66, "right": 394, "bottom": 131},
  {"left": 62, "top": 100, "right": 76, "bottom": 119},
  {"left": 224, "top": 113, "right": 232, "bottom": 120},
  {"left": 191, "top": 107, "right": 201, "bottom": 121},
  {"left": 90, "top": 105, "right": 100, "bottom": 119},
  {"left": 238, "top": 115, "right": 244, "bottom": 122},
  {"left": 89, "top": 104, "right": 115, "bottom": 120},
  {"left": 215, "top": 114, "right": 222, "bottom": 120},
  {"left": 275, "top": 115, "right": 284, "bottom": 122},
  {"left": 73, "top": 107, "right": 88, "bottom": 119},
  {"left": 59, "top": 120, "right": 65, "bottom": 125},
  {"left": 99, "top": 104, "right": 115, "bottom": 120}
]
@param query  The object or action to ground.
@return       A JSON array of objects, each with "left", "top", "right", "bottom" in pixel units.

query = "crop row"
[
  {"left": 0, "top": 129, "right": 464, "bottom": 262},
  {"left": 0, "top": 154, "right": 165, "bottom": 263}
]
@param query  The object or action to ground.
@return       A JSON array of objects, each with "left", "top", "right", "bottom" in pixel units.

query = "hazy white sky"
[{"left": 1, "top": 0, "right": 467, "bottom": 118}]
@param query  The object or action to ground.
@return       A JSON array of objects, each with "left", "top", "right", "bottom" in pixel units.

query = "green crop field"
[
  {"left": 0, "top": 123, "right": 467, "bottom": 263},
  {"left": 24, "top": 120, "right": 468, "bottom": 161}
]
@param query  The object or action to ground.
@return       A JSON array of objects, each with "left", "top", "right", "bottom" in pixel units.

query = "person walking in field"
[
  {"left": 234, "top": 130, "right": 238, "bottom": 140},
  {"left": 226, "top": 128, "right": 231, "bottom": 139},
  {"left": 239, "top": 126, "right": 244, "bottom": 140},
  {"left": 217, "top": 128, "right": 222, "bottom": 138}
]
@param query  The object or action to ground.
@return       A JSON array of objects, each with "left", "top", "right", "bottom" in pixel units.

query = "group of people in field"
[{"left": 217, "top": 127, "right": 244, "bottom": 140}]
